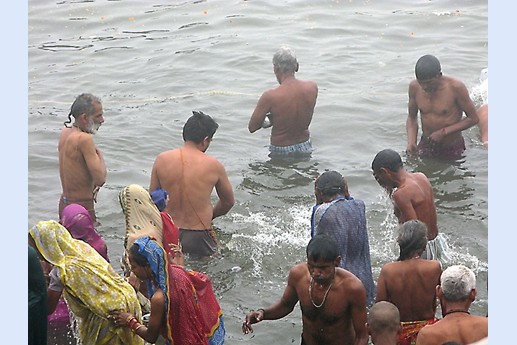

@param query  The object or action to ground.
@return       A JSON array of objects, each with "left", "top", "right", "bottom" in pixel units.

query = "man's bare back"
[
  {"left": 149, "top": 144, "right": 233, "bottom": 230},
  {"left": 376, "top": 259, "right": 441, "bottom": 321},
  {"left": 149, "top": 111, "right": 234, "bottom": 257},
  {"left": 415, "top": 313, "right": 488, "bottom": 345},
  {"left": 392, "top": 172, "right": 438, "bottom": 240},
  {"left": 250, "top": 77, "right": 317, "bottom": 146},
  {"left": 249, "top": 46, "right": 318, "bottom": 148}
]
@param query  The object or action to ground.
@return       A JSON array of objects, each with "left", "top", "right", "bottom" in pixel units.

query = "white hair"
[
  {"left": 272, "top": 46, "right": 298, "bottom": 73},
  {"left": 440, "top": 265, "right": 476, "bottom": 301}
]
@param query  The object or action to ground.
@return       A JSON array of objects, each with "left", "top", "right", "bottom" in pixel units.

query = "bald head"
[{"left": 368, "top": 301, "right": 400, "bottom": 335}]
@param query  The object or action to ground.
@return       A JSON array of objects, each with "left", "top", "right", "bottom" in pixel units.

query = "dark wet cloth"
[
  {"left": 59, "top": 194, "right": 96, "bottom": 222},
  {"left": 28, "top": 246, "right": 48, "bottom": 345},
  {"left": 417, "top": 135, "right": 465, "bottom": 160},
  {"left": 179, "top": 228, "right": 218, "bottom": 257},
  {"left": 312, "top": 197, "right": 376, "bottom": 306}
]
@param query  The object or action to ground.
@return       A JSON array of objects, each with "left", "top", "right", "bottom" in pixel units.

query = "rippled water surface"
[{"left": 29, "top": 1, "right": 488, "bottom": 344}]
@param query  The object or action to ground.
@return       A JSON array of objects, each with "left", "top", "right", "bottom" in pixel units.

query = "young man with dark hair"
[
  {"left": 372, "top": 149, "right": 450, "bottom": 264},
  {"left": 150, "top": 111, "right": 234, "bottom": 258},
  {"left": 242, "top": 234, "right": 369, "bottom": 345},
  {"left": 406, "top": 54, "right": 479, "bottom": 160}
]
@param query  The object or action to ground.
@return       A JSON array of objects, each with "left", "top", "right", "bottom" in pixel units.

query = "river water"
[{"left": 28, "top": 1, "right": 488, "bottom": 344}]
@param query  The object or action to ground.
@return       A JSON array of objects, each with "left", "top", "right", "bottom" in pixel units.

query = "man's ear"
[
  {"left": 436, "top": 285, "right": 443, "bottom": 298},
  {"left": 78, "top": 113, "right": 88, "bottom": 123},
  {"left": 469, "top": 288, "right": 477, "bottom": 302}
]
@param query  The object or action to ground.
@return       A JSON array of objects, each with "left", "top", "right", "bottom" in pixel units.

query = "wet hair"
[
  {"left": 440, "top": 265, "right": 476, "bottom": 301},
  {"left": 368, "top": 301, "right": 400, "bottom": 334},
  {"left": 64, "top": 93, "right": 102, "bottom": 128},
  {"left": 129, "top": 243, "right": 150, "bottom": 267},
  {"left": 315, "top": 171, "right": 347, "bottom": 197},
  {"left": 272, "top": 46, "right": 298, "bottom": 73},
  {"left": 397, "top": 220, "right": 428, "bottom": 260},
  {"left": 415, "top": 55, "right": 441, "bottom": 81},
  {"left": 182, "top": 110, "right": 219, "bottom": 143},
  {"left": 306, "top": 234, "right": 339, "bottom": 262},
  {"left": 371, "top": 149, "right": 403, "bottom": 173}
]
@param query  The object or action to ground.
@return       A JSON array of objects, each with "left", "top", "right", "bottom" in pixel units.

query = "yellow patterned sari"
[{"left": 30, "top": 220, "right": 144, "bottom": 345}]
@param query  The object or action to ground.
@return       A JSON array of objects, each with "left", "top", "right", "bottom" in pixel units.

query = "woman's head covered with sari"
[
  {"left": 29, "top": 220, "right": 144, "bottom": 345},
  {"left": 131, "top": 236, "right": 224, "bottom": 345},
  {"left": 119, "top": 184, "right": 163, "bottom": 249},
  {"left": 60, "top": 203, "right": 109, "bottom": 261}
]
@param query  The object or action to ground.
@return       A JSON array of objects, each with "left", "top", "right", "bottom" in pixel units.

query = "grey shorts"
[{"left": 179, "top": 228, "right": 218, "bottom": 258}]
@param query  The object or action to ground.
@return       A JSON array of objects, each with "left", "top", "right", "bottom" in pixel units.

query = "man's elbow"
[{"left": 222, "top": 199, "right": 235, "bottom": 214}]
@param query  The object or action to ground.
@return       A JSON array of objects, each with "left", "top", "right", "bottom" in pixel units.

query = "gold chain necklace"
[{"left": 308, "top": 276, "right": 333, "bottom": 308}]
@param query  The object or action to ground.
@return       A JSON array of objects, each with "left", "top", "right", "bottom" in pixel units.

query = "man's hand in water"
[{"left": 242, "top": 309, "right": 265, "bottom": 334}]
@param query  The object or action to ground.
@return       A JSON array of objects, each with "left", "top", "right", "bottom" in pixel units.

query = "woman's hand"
[
  {"left": 168, "top": 243, "right": 185, "bottom": 266},
  {"left": 108, "top": 310, "right": 134, "bottom": 327}
]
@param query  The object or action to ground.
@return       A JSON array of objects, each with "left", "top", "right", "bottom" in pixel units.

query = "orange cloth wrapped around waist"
[{"left": 398, "top": 318, "right": 438, "bottom": 345}]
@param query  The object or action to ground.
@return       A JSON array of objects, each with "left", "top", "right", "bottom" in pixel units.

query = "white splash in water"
[
  {"left": 227, "top": 205, "right": 312, "bottom": 277},
  {"left": 470, "top": 68, "right": 488, "bottom": 105}
]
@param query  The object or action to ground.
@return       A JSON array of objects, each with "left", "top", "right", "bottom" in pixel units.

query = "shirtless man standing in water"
[
  {"left": 242, "top": 234, "right": 368, "bottom": 345},
  {"left": 406, "top": 55, "right": 478, "bottom": 160},
  {"left": 149, "top": 111, "right": 234, "bottom": 258},
  {"left": 248, "top": 46, "right": 318, "bottom": 157},
  {"left": 371, "top": 149, "right": 450, "bottom": 263},
  {"left": 58, "top": 93, "right": 106, "bottom": 223}
]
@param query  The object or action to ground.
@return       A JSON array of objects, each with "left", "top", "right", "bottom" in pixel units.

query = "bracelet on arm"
[
  {"left": 131, "top": 322, "right": 144, "bottom": 333},
  {"left": 127, "top": 318, "right": 138, "bottom": 329},
  {"left": 134, "top": 324, "right": 145, "bottom": 333}
]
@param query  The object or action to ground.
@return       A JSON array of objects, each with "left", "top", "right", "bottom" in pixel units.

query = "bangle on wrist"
[
  {"left": 127, "top": 317, "right": 138, "bottom": 328},
  {"left": 133, "top": 324, "right": 145, "bottom": 333},
  {"left": 257, "top": 308, "right": 265, "bottom": 316}
]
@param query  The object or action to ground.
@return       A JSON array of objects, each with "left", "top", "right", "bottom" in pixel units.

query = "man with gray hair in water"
[
  {"left": 248, "top": 46, "right": 318, "bottom": 157},
  {"left": 58, "top": 93, "right": 106, "bottom": 223},
  {"left": 415, "top": 265, "right": 488, "bottom": 345},
  {"left": 376, "top": 220, "right": 442, "bottom": 345}
]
